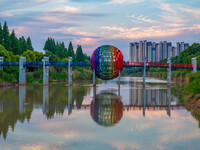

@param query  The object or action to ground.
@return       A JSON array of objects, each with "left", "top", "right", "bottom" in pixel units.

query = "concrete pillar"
[
  {"left": 19, "top": 57, "right": 26, "bottom": 85},
  {"left": 143, "top": 88, "right": 146, "bottom": 117},
  {"left": 43, "top": 86, "right": 49, "bottom": 113},
  {"left": 167, "top": 88, "right": 171, "bottom": 117},
  {"left": 19, "top": 86, "right": 25, "bottom": 113},
  {"left": 43, "top": 57, "right": 49, "bottom": 85},
  {"left": 143, "top": 57, "right": 146, "bottom": 87},
  {"left": 68, "top": 57, "right": 72, "bottom": 86},
  {"left": 0, "top": 57, "right": 3, "bottom": 70},
  {"left": 192, "top": 57, "right": 197, "bottom": 73},
  {"left": 68, "top": 86, "right": 72, "bottom": 115},
  {"left": 167, "top": 58, "right": 171, "bottom": 87},
  {"left": 93, "top": 70, "right": 96, "bottom": 87}
]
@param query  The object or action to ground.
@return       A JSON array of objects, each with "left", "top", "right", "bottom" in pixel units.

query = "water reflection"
[
  {"left": 129, "top": 82, "right": 180, "bottom": 117},
  {"left": 43, "top": 86, "right": 49, "bottom": 114},
  {"left": 90, "top": 91, "right": 123, "bottom": 127},
  {"left": 0, "top": 79, "right": 192, "bottom": 140},
  {"left": 19, "top": 86, "right": 26, "bottom": 113}
]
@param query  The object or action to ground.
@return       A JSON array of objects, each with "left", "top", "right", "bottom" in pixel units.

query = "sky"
[{"left": 0, "top": 0, "right": 200, "bottom": 60}]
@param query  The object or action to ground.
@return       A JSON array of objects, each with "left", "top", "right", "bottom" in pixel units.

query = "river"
[{"left": 0, "top": 77, "right": 200, "bottom": 150}]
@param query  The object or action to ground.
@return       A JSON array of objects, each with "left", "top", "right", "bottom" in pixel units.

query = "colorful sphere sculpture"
[{"left": 91, "top": 45, "right": 123, "bottom": 80}]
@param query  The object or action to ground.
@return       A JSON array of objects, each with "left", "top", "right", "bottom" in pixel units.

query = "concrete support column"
[
  {"left": 0, "top": 57, "right": 3, "bottom": 70},
  {"left": 192, "top": 57, "right": 197, "bottom": 73},
  {"left": 43, "top": 86, "right": 49, "bottom": 113},
  {"left": 43, "top": 57, "right": 49, "bottom": 85},
  {"left": 143, "top": 57, "right": 146, "bottom": 87},
  {"left": 93, "top": 70, "right": 96, "bottom": 87},
  {"left": 167, "top": 58, "right": 171, "bottom": 87},
  {"left": 19, "top": 57, "right": 26, "bottom": 85},
  {"left": 118, "top": 70, "right": 121, "bottom": 84},
  {"left": 68, "top": 86, "right": 72, "bottom": 115},
  {"left": 167, "top": 88, "right": 171, "bottom": 117},
  {"left": 19, "top": 86, "right": 25, "bottom": 113},
  {"left": 68, "top": 57, "right": 72, "bottom": 86}
]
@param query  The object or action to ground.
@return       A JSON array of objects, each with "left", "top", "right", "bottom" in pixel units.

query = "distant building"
[{"left": 129, "top": 40, "right": 190, "bottom": 62}]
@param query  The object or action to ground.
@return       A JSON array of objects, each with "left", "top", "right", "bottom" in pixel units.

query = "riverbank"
[{"left": 0, "top": 67, "right": 94, "bottom": 87}]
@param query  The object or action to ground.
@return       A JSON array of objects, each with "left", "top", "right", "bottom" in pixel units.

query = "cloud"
[
  {"left": 101, "top": 24, "right": 200, "bottom": 40},
  {"left": 51, "top": 6, "right": 81, "bottom": 13},
  {"left": 70, "top": 0, "right": 110, "bottom": 2},
  {"left": 127, "top": 14, "right": 157, "bottom": 24},
  {"left": 158, "top": 3, "right": 200, "bottom": 24},
  {"left": 109, "top": 141, "right": 141, "bottom": 150},
  {"left": 46, "top": 27, "right": 100, "bottom": 38},
  {"left": 106, "top": 0, "right": 144, "bottom": 4}
]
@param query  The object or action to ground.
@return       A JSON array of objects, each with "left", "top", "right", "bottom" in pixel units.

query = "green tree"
[
  {"left": 33, "top": 51, "right": 43, "bottom": 61},
  {"left": 19, "top": 36, "right": 28, "bottom": 54},
  {"left": 10, "top": 30, "right": 20, "bottom": 55},
  {"left": 0, "top": 44, "right": 11, "bottom": 61},
  {"left": 68, "top": 41, "right": 74, "bottom": 59},
  {"left": 22, "top": 50, "right": 36, "bottom": 61},
  {"left": 43, "top": 37, "right": 56, "bottom": 54},
  {"left": 27, "top": 37, "right": 34, "bottom": 51},
  {"left": 45, "top": 50, "right": 60, "bottom": 61},
  {"left": 76, "top": 45, "right": 84, "bottom": 61},
  {"left": 0, "top": 23, "right": 3, "bottom": 45},
  {"left": 2, "top": 21, "right": 11, "bottom": 51}
]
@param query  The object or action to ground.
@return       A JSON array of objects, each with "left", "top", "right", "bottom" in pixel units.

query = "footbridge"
[{"left": 0, "top": 56, "right": 199, "bottom": 86}]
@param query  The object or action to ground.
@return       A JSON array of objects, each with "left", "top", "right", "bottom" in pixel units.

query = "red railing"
[{"left": 124, "top": 62, "right": 194, "bottom": 69}]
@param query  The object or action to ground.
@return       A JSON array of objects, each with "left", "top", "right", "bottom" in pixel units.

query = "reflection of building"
[
  {"left": 129, "top": 85, "right": 179, "bottom": 106},
  {"left": 90, "top": 93, "right": 123, "bottom": 127}
]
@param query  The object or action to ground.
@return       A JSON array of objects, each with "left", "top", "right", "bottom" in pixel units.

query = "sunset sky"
[{"left": 0, "top": 0, "right": 200, "bottom": 60}]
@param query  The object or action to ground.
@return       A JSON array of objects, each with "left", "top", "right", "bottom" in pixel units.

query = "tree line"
[
  {"left": 43, "top": 37, "right": 90, "bottom": 61},
  {"left": 0, "top": 21, "right": 34, "bottom": 55},
  {"left": 0, "top": 21, "right": 90, "bottom": 62}
]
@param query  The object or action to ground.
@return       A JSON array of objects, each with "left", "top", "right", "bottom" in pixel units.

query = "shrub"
[{"left": 33, "top": 69, "right": 43, "bottom": 79}]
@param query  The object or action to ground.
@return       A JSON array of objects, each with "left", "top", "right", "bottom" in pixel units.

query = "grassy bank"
[{"left": 0, "top": 67, "right": 93, "bottom": 86}]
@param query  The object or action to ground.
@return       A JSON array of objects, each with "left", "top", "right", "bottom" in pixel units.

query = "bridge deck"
[{"left": 1, "top": 61, "right": 200, "bottom": 69}]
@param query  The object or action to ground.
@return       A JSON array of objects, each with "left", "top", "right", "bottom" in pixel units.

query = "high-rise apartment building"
[{"left": 129, "top": 40, "right": 190, "bottom": 62}]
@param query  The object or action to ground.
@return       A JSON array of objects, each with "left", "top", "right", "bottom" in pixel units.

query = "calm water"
[{"left": 0, "top": 77, "right": 200, "bottom": 150}]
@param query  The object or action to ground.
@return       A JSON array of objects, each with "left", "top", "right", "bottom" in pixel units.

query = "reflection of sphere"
[
  {"left": 91, "top": 45, "right": 123, "bottom": 80},
  {"left": 90, "top": 93, "right": 123, "bottom": 127}
]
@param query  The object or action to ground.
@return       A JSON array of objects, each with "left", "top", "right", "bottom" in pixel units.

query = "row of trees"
[
  {"left": 0, "top": 21, "right": 90, "bottom": 62},
  {"left": 160, "top": 43, "right": 200, "bottom": 64},
  {"left": 43, "top": 38, "right": 90, "bottom": 61},
  {"left": 0, "top": 21, "right": 34, "bottom": 55}
]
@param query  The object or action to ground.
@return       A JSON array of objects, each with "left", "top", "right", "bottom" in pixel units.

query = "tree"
[
  {"left": 76, "top": 45, "right": 84, "bottom": 61},
  {"left": 0, "top": 23, "right": 3, "bottom": 45},
  {"left": 2, "top": 21, "right": 11, "bottom": 51},
  {"left": 68, "top": 41, "right": 74, "bottom": 59},
  {"left": 43, "top": 37, "right": 56, "bottom": 54},
  {"left": 19, "top": 36, "right": 28, "bottom": 54},
  {"left": 22, "top": 50, "right": 36, "bottom": 61},
  {"left": 33, "top": 51, "right": 43, "bottom": 61},
  {"left": 10, "top": 30, "right": 20, "bottom": 55},
  {"left": 0, "top": 44, "right": 12, "bottom": 61},
  {"left": 45, "top": 50, "right": 60, "bottom": 61},
  {"left": 27, "top": 37, "right": 34, "bottom": 51}
]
